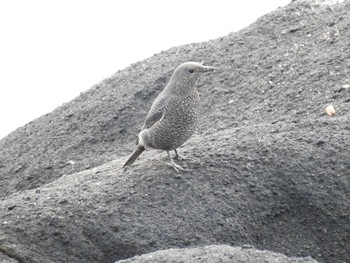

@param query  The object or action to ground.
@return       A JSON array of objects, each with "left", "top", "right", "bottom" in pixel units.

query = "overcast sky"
[{"left": 0, "top": 0, "right": 290, "bottom": 140}]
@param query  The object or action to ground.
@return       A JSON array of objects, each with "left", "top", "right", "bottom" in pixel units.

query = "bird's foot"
[
  {"left": 167, "top": 150, "right": 190, "bottom": 173},
  {"left": 167, "top": 160, "right": 190, "bottom": 173},
  {"left": 173, "top": 149, "right": 193, "bottom": 162}
]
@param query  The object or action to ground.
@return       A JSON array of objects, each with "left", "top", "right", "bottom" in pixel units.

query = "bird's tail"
[{"left": 122, "top": 145, "right": 145, "bottom": 168}]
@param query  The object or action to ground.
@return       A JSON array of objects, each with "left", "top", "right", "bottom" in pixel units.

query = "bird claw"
[
  {"left": 167, "top": 150, "right": 190, "bottom": 173},
  {"left": 167, "top": 161, "right": 190, "bottom": 173}
]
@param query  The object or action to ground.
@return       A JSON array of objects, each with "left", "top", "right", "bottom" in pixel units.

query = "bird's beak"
[{"left": 202, "top": 65, "right": 217, "bottom": 72}]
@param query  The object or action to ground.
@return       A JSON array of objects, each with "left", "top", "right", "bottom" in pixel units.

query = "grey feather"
[
  {"left": 141, "top": 96, "right": 169, "bottom": 130},
  {"left": 122, "top": 145, "right": 145, "bottom": 168}
]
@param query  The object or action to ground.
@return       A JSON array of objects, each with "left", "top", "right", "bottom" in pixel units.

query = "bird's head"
[{"left": 171, "top": 62, "right": 216, "bottom": 89}]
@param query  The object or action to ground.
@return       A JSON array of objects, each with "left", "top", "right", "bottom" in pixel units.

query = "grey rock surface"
[
  {"left": 0, "top": 252, "right": 18, "bottom": 263},
  {"left": 116, "top": 245, "right": 317, "bottom": 263}
]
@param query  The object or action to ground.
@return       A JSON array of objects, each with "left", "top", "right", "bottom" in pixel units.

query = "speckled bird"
[{"left": 122, "top": 62, "right": 216, "bottom": 172}]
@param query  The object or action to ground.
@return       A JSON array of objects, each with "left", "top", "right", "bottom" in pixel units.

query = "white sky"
[{"left": 0, "top": 0, "right": 290, "bottom": 140}]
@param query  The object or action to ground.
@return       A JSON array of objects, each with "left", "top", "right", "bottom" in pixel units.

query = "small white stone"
[{"left": 325, "top": 105, "right": 336, "bottom": 116}]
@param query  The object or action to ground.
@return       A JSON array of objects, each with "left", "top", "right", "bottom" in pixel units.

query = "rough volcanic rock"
[
  {"left": 0, "top": 0, "right": 349, "bottom": 262},
  {"left": 116, "top": 245, "right": 317, "bottom": 263}
]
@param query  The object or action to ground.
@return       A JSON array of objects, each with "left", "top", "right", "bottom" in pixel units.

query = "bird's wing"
[{"left": 141, "top": 96, "right": 169, "bottom": 130}]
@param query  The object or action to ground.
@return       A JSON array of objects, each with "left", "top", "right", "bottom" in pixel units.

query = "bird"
[{"left": 122, "top": 61, "right": 216, "bottom": 172}]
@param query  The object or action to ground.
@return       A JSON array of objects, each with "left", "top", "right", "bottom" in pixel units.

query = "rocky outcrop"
[{"left": 0, "top": 0, "right": 349, "bottom": 262}]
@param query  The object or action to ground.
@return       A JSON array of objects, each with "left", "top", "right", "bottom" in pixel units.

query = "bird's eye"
[{"left": 188, "top": 69, "right": 195, "bottom": 74}]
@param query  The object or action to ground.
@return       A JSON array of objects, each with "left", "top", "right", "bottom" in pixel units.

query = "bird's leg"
[
  {"left": 174, "top": 149, "right": 195, "bottom": 162},
  {"left": 173, "top": 149, "right": 184, "bottom": 160},
  {"left": 167, "top": 151, "right": 189, "bottom": 173}
]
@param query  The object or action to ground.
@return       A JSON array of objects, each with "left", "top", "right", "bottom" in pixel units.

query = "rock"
[
  {"left": 116, "top": 245, "right": 318, "bottom": 263},
  {"left": 0, "top": 252, "right": 18, "bottom": 263}
]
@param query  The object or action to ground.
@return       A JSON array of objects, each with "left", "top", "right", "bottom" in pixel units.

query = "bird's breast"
[{"left": 148, "top": 91, "right": 200, "bottom": 150}]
